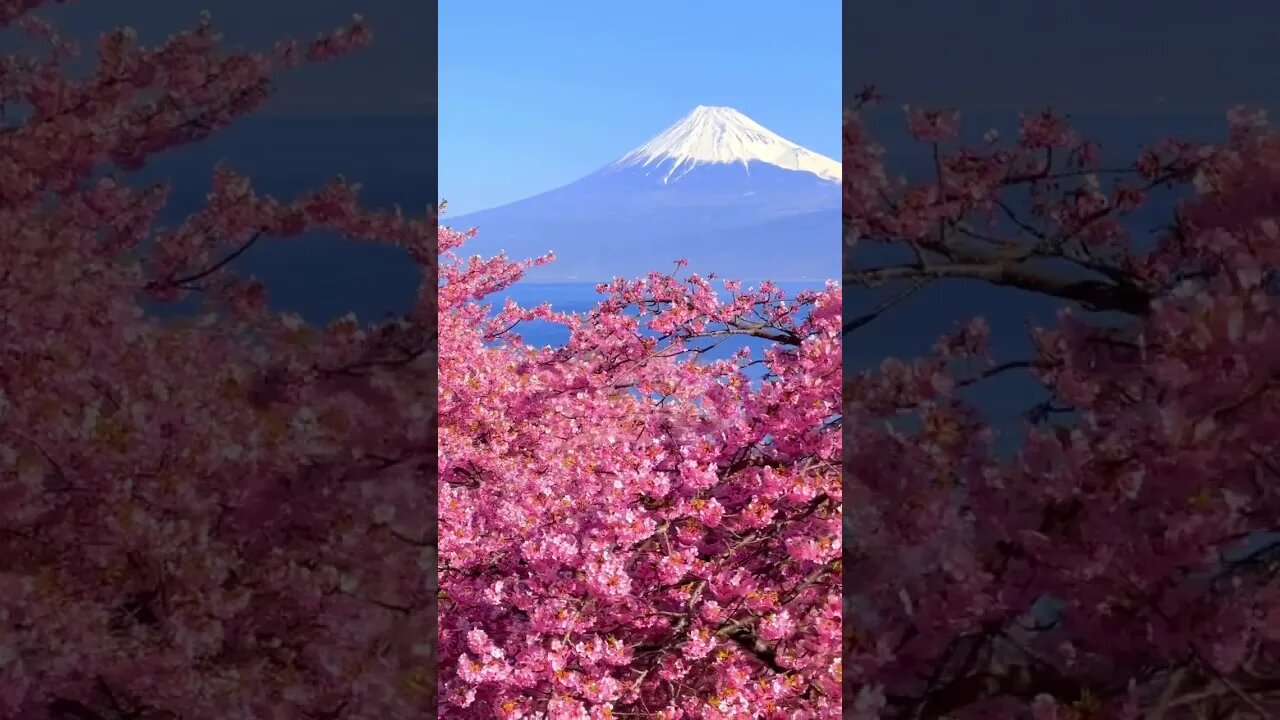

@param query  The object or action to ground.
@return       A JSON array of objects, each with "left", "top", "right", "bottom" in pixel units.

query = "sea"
[{"left": 492, "top": 280, "right": 832, "bottom": 348}]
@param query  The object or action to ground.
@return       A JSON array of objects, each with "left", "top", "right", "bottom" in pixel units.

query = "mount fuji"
[{"left": 445, "top": 106, "right": 841, "bottom": 282}]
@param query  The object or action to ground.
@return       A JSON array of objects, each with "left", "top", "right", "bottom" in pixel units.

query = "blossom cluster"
[
  {"left": 0, "top": 4, "right": 435, "bottom": 718},
  {"left": 844, "top": 89, "right": 1280, "bottom": 718},
  {"left": 437, "top": 225, "right": 843, "bottom": 717}
]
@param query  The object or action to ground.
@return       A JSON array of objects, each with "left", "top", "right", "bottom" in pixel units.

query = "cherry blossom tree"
[
  {"left": 844, "top": 86, "right": 1280, "bottom": 718},
  {"left": 436, "top": 223, "right": 843, "bottom": 718},
  {"left": 0, "top": 3, "right": 436, "bottom": 718}
]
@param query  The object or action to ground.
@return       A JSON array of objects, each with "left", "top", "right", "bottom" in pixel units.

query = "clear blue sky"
[{"left": 439, "top": 1, "right": 840, "bottom": 216}]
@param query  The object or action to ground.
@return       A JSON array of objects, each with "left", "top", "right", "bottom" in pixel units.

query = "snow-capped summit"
[
  {"left": 448, "top": 105, "right": 840, "bottom": 282},
  {"left": 612, "top": 105, "right": 841, "bottom": 184}
]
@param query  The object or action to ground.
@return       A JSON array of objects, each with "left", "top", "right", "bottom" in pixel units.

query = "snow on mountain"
[
  {"left": 613, "top": 105, "right": 841, "bottom": 184},
  {"left": 447, "top": 106, "right": 841, "bottom": 282}
]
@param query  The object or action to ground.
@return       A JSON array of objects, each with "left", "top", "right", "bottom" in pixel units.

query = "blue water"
[{"left": 487, "top": 280, "right": 833, "bottom": 373}]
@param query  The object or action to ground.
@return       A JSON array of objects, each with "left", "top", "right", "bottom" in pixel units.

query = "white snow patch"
[{"left": 613, "top": 105, "right": 841, "bottom": 184}]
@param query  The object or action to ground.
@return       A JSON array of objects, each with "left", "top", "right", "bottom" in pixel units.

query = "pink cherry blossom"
[
  {"left": 845, "top": 89, "right": 1280, "bottom": 717},
  {"left": 437, "top": 217, "right": 842, "bottom": 716},
  {"left": 0, "top": 4, "right": 435, "bottom": 717}
]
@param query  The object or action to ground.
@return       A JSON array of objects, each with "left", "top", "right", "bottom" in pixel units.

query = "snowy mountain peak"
[{"left": 613, "top": 105, "right": 841, "bottom": 184}]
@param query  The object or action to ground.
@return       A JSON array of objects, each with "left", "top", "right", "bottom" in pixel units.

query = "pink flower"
[
  {"left": 905, "top": 106, "right": 960, "bottom": 142},
  {"left": 682, "top": 628, "right": 717, "bottom": 661},
  {"left": 585, "top": 555, "right": 633, "bottom": 600},
  {"left": 757, "top": 610, "right": 794, "bottom": 642}
]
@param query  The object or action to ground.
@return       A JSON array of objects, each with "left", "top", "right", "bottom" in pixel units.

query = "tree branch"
[{"left": 849, "top": 258, "right": 1152, "bottom": 315}]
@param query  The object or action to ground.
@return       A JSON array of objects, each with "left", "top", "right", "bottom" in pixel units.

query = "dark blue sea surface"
[
  {"left": 491, "top": 279, "right": 832, "bottom": 351},
  {"left": 474, "top": 279, "right": 834, "bottom": 392}
]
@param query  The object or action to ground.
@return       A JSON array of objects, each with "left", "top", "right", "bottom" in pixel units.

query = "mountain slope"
[
  {"left": 447, "top": 105, "right": 841, "bottom": 282},
  {"left": 613, "top": 105, "right": 840, "bottom": 183}
]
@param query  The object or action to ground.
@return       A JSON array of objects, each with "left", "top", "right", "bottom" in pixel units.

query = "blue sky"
[{"left": 439, "top": 1, "right": 840, "bottom": 216}]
